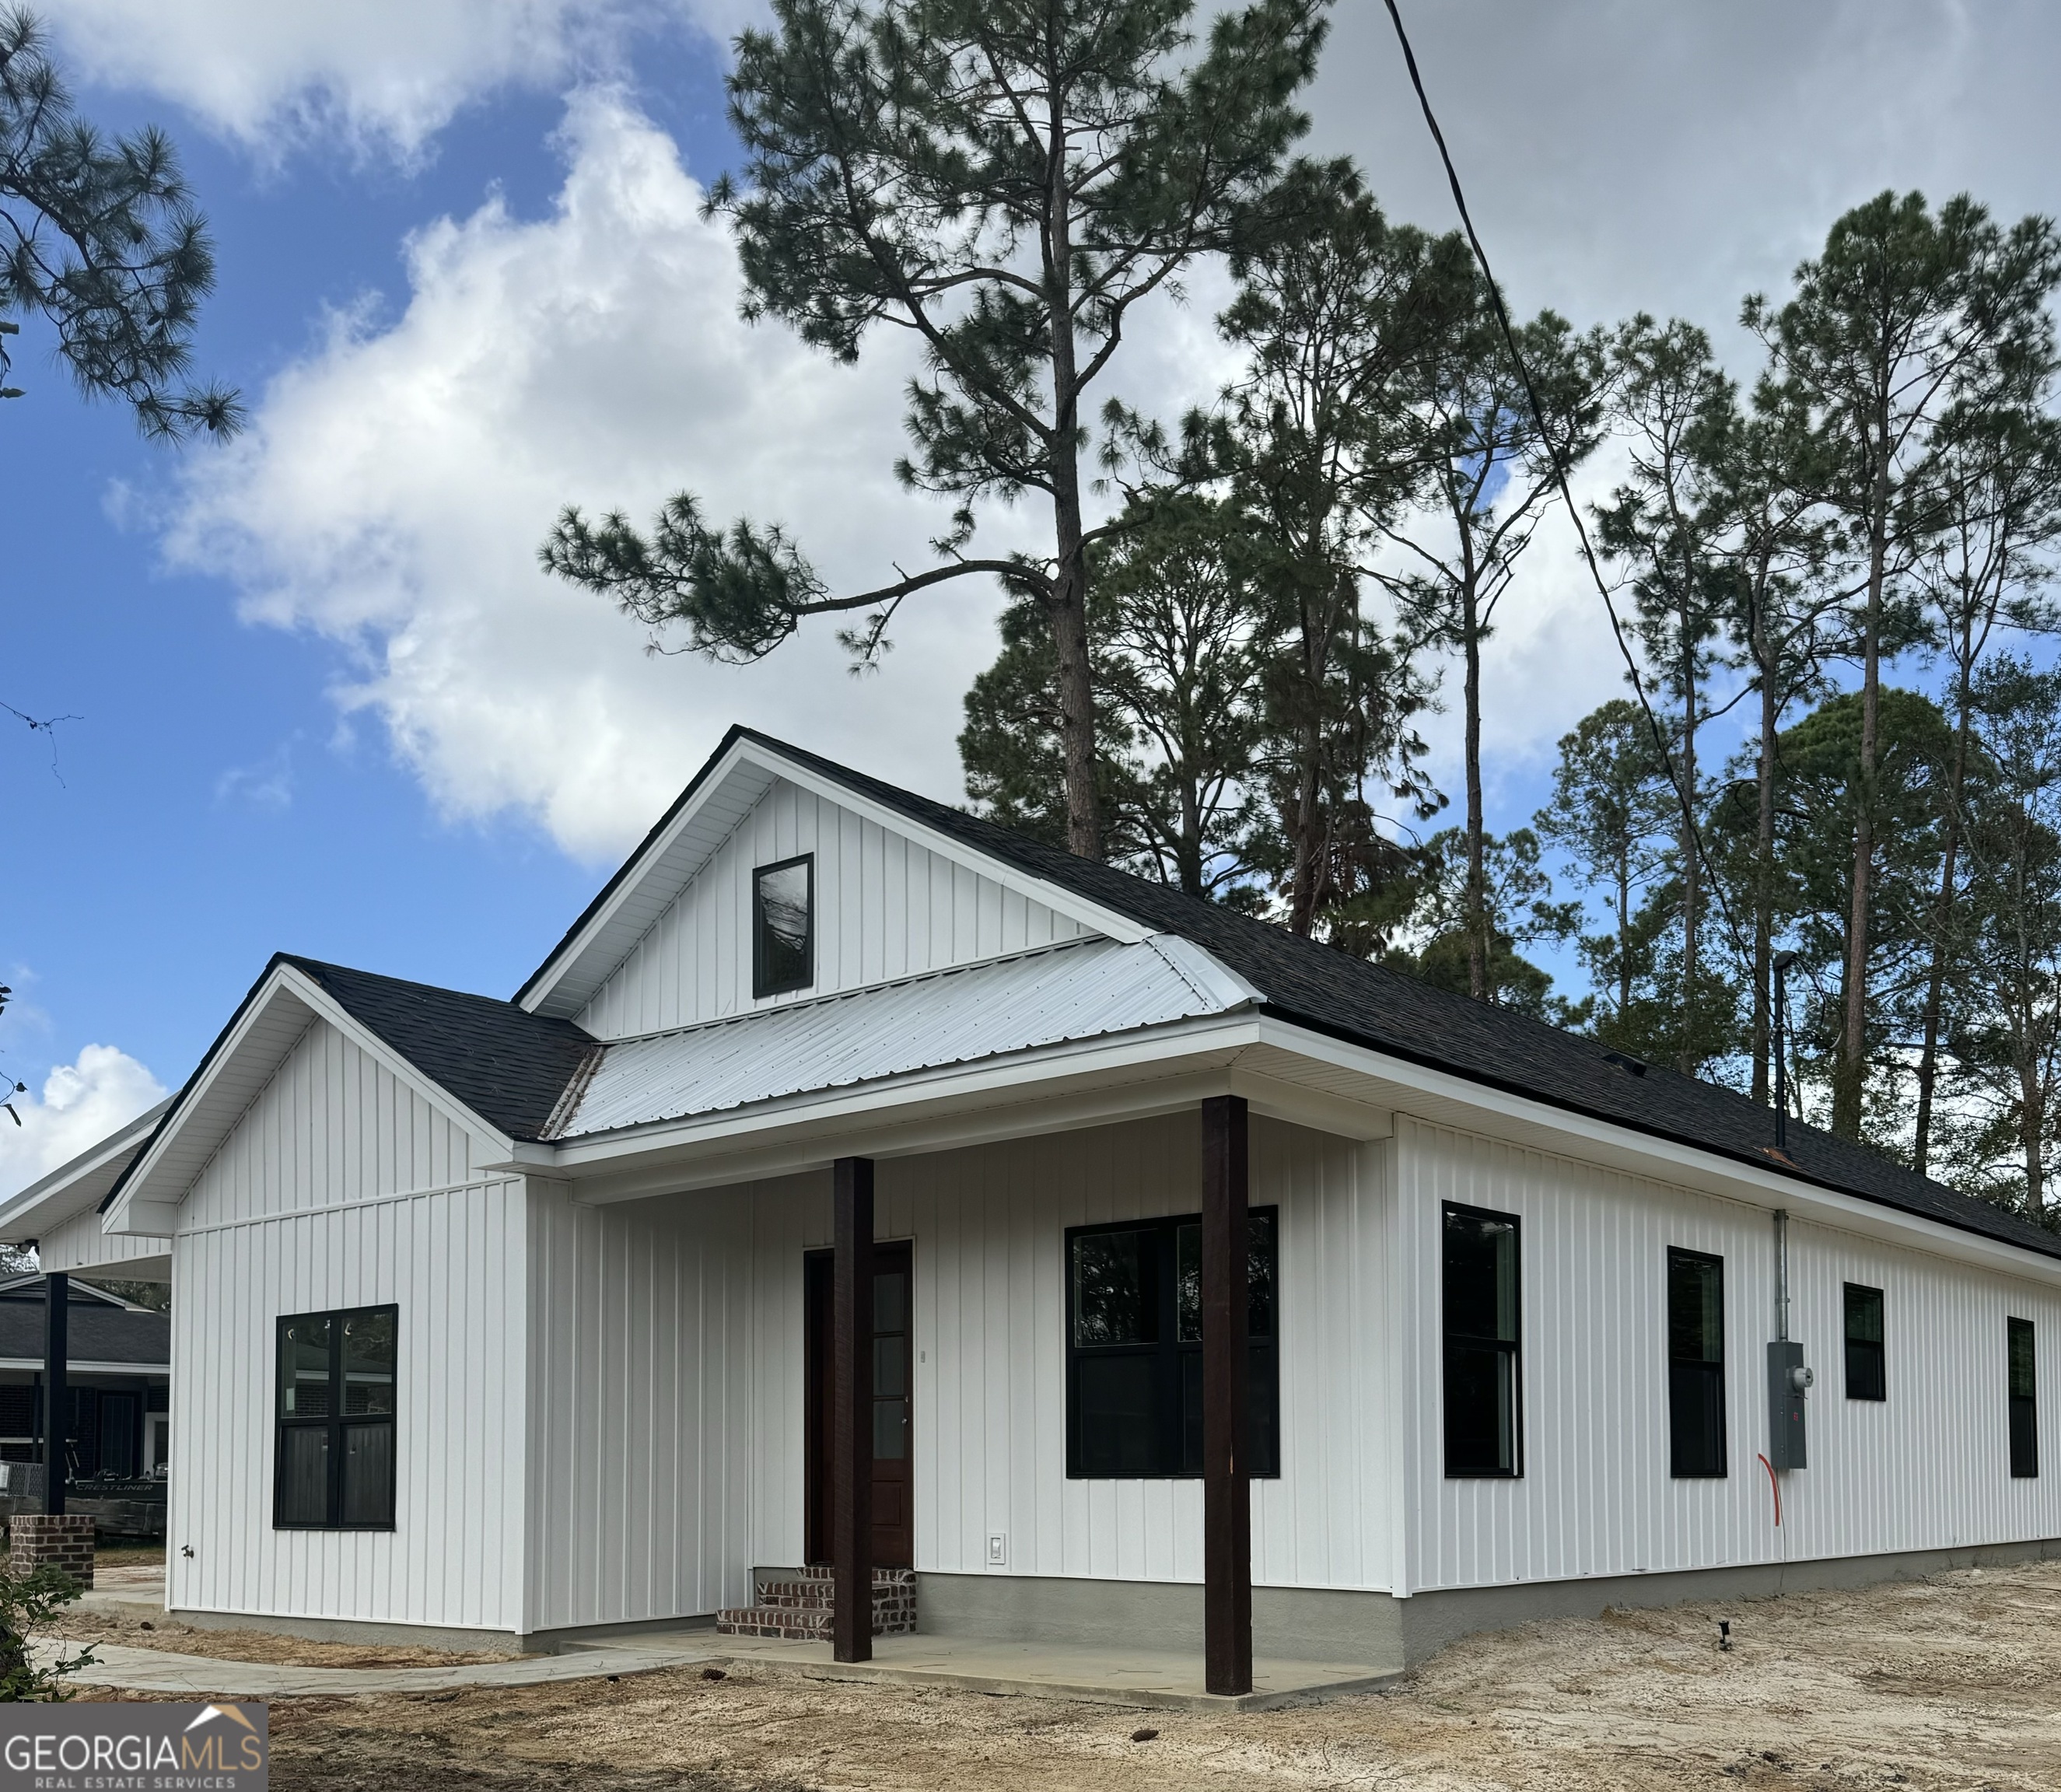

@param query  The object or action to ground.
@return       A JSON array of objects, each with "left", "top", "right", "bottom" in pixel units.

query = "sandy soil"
[
  {"left": 77, "top": 1562, "right": 2061, "bottom": 1790},
  {"left": 46, "top": 1604, "right": 520, "bottom": 1669}
]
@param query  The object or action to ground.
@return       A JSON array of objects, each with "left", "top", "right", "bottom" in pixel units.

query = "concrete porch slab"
[{"left": 565, "top": 1629, "right": 1398, "bottom": 1713}]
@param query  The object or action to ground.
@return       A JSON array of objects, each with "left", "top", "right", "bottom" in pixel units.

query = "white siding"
[
  {"left": 181, "top": 1020, "right": 478, "bottom": 1231},
  {"left": 1399, "top": 1115, "right": 2061, "bottom": 1594},
  {"left": 164, "top": 1015, "right": 524, "bottom": 1633},
  {"left": 524, "top": 1111, "right": 1398, "bottom": 1629},
  {"left": 575, "top": 778, "right": 1092, "bottom": 1040},
  {"left": 523, "top": 1179, "right": 759, "bottom": 1631},
  {"left": 167, "top": 1178, "right": 527, "bottom": 1632},
  {"left": 37, "top": 1206, "right": 165, "bottom": 1275}
]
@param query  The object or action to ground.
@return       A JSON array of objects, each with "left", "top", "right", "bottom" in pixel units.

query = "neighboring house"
[
  {"left": 14, "top": 728, "right": 2061, "bottom": 1679},
  {"left": 0, "top": 1276, "right": 171, "bottom": 1477}
]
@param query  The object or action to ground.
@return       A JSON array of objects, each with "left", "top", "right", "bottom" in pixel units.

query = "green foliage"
[
  {"left": 1935, "top": 658, "right": 2061, "bottom": 1220},
  {"left": 1382, "top": 828, "right": 1580, "bottom": 1021},
  {"left": 0, "top": 8, "right": 237, "bottom": 437},
  {"left": 0, "top": 1561, "right": 96, "bottom": 1701},
  {"left": 548, "top": 0, "right": 1331, "bottom": 856},
  {"left": 961, "top": 492, "right": 1268, "bottom": 898}
]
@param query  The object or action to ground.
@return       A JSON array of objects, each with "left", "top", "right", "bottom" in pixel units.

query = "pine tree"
[
  {"left": 544, "top": 0, "right": 1327, "bottom": 859},
  {"left": 1745, "top": 191, "right": 2061, "bottom": 1137},
  {"left": 0, "top": 8, "right": 237, "bottom": 437}
]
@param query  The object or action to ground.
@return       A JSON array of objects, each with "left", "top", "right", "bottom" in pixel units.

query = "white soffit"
[
  {"left": 105, "top": 963, "right": 512, "bottom": 1234},
  {"left": 555, "top": 935, "right": 1251, "bottom": 1139},
  {"left": 0, "top": 1098, "right": 172, "bottom": 1244},
  {"left": 518, "top": 738, "right": 1152, "bottom": 1020}
]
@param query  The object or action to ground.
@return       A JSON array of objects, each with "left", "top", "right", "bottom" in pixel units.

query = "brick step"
[{"left": 716, "top": 1567, "right": 918, "bottom": 1640}]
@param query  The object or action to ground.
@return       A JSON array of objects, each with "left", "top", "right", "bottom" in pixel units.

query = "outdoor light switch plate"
[{"left": 987, "top": 1532, "right": 1007, "bottom": 1567}]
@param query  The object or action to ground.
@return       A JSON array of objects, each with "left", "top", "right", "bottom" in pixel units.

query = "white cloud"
[
  {"left": 0, "top": 1045, "right": 166, "bottom": 1202},
  {"left": 165, "top": 92, "right": 1055, "bottom": 861},
  {"left": 47, "top": 0, "right": 752, "bottom": 161}
]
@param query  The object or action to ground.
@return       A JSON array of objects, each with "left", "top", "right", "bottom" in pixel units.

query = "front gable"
[
  {"left": 522, "top": 733, "right": 1146, "bottom": 1038},
  {"left": 105, "top": 961, "right": 518, "bottom": 1235}
]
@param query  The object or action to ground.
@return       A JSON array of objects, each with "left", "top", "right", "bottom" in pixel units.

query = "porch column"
[
  {"left": 1201, "top": 1095, "right": 1252, "bottom": 1696},
  {"left": 42, "top": 1272, "right": 67, "bottom": 1517},
  {"left": 831, "top": 1156, "right": 876, "bottom": 1664}
]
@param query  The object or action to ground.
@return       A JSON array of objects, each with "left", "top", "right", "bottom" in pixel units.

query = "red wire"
[{"left": 1756, "top": 1453, "right": 1782, "bottom": 1526}]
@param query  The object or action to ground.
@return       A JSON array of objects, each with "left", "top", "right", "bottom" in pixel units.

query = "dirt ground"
[
  {"left": 79, "top": 1561, "right": 2061, "bottom": 1791},
  {"left": 47, "top": 1601, "right": 522, "bottom": 1668}
]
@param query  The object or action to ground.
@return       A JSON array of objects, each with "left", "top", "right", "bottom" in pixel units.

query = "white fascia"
[
  {"left": 517, "top": 737, "right": 1155, "bottom": 1017},
  {"left": 1252, "top": 1015, "right": 2061, "bottom": 1290},
  {"left": 105, "top": 961, "right": 515, "bottom": 1236}
]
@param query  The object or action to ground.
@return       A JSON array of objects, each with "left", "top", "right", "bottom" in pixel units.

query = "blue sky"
[{"left": 5, "top": 0, "right": 2060, "bottom": 1191}]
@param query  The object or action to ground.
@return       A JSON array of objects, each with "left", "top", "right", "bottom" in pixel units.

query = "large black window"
[
  {"left": 2010, "top": 1316, "right": 2038, "bottom": 1479},
  {"left": 1667, "top": 1248, "right": 1727, "bottom": 1478},
  {"left": 275, "top": 1306, "right": 397, "bottom": 1529},
  {"left": 753, "top": 855, "right": 814, "bottom": 997},
  {"left": 1443, "top": 1203, "right": 1520, "bottom": 1477},
  {"left": 1844, "top": 1283, "right": 1886, "bottom": 1402},
  {"left": 1065, "top": 1210, "right": 1277, "bottom": 1479}
]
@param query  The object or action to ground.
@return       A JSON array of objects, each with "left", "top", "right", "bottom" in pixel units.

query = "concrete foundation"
[
  {"left": 166, "top": 1533, "right": 2061, "bottom": 1670},
  {"left": 920, "top": 1532, "right": 2061, "bottom": 1671}
]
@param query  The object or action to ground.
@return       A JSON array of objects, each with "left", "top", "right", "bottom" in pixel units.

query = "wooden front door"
[{"left": 805, "top": 1241, "right": 914, "bottom": 1569}]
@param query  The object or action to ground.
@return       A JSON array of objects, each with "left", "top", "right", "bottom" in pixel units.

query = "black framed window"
[
  {"left": 1443, "top": 1203, "right": 1521, "bottom": 1476},
  {"left": 2009, "top": 1316, "right": 2038, "bottom": 1479},
  {"left": 1667, "top": 1248, "right": 1727, "bottom": 1478},
  {"left": 1065, "top": 1209, "right": 1277, "bottom": 1479},
  {"left": 1844, "top": 1283, "right": 1886, "bottom": 1402},
  {"left": 752, "top": 855, "right": 814, "bottom": 997},
  {"left": 275, "top": 1306, "right": 397, "bottom": 1529}
]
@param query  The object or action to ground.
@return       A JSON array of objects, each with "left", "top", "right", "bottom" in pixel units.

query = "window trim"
[
  {"left": 1440, "top": 1201, "right": 1523, "bottom": 1479},
  {"left": 1843, "top": 1282, "right": 1887, "bottom": 1402},
  {"left": 2009, "top": 1315, "right": 2038, "bottom": 1480},
  {"left": 1062, "top": 1208, "right": 1279, "bottom": 1481},
  {"left": 751, "top": 853, "right": 816, "bottom": 999},
  {"left": 274, "top": 1304, "right": 398, "bottom": 1532},
  {"left": 1666, "top": 1246, "right": 1727, "bottom": 1479}
]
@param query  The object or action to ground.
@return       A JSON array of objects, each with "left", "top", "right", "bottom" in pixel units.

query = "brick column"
[{"left": 12, "top": 1514, "right": 94, "bottom": 1587}]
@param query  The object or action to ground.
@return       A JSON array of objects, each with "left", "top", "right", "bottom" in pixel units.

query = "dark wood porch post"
[
  {"left": 1201, "top": 1096, "right": 1251, "bottom": 1696},
  {"left": 42, "top": 1272, "right": 67, "bottom": 1517},
  {"left": 831, "top": 1157, "right": 876, "bottom": 1663}
]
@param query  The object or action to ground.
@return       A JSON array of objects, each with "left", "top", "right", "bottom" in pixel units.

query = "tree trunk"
[
  {"left": 1752, "top": 610, "right": 1778, "bottom": 1107},
  {"left": 1912, "top": 653, "right": 1975, "bottom": 1176},
  {"left": 1678, "top": 609, "right": 1700, "bottom": 1077},
  {"left": 1834, "top": 462, "right": 1891, "bottom": 1139},
  {"left": 1463, "top": 588, "right": 1487, "bottom": 1002},
  {"left": 1041, "top": 86, "right": 1101, "bottom": 862}
]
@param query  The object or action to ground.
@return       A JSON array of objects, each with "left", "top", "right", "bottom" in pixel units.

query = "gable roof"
[
  {"left": 0, "top": 1100, "right": 171, "bottom": 1244},
  {"left": 0, "top": 1276, "right": 169, "bottom": 1368},
  {"left": 281, "top": 957, "right": 597, "bottom": 1143},
  {"left": 513, "top": 726, "right": 1146, "bottom": 1020},
  {"left": 697, "top": 729, "right": 2061, "bottom": 1265},
  {"left": 100, "top": 956, "right": 598, "bottom": 1220}
]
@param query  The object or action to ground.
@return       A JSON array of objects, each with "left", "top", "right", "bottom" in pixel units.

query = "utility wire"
[{"left": 1380, "top": 0, "right": 1755, "bottom": 973}]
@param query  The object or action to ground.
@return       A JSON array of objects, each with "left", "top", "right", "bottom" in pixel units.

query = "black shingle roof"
[
  {"left": 723, "top": 727, "right": 2061, "bottom": 1266},
  {"left": 282, "top": 957, "right": 597, "bottom": 1144},
  {"left": 0, "top": 1285, "right": 168, "bottom": 1367}
]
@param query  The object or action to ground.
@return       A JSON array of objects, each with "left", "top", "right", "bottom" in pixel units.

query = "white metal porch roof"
[{"left": 550, "top": 934, "right": 1258, "bottom": 1140}]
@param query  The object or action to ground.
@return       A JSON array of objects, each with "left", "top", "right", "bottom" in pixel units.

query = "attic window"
[{"left": 753, "top": 855, "right": 814, "bottom": 998}]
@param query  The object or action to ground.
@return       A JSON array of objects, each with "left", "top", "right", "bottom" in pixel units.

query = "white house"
[{"left": 12, "top": 726, "right": 2059, "bottom": 1689}]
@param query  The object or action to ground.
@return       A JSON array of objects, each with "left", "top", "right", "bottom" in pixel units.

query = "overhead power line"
[{"left": 1379, "top": 0, "right": 1754, "bottom": 971}]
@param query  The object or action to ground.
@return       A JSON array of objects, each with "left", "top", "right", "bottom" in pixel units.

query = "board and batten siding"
[
  {"left": 523, "top": 1111, "right": 1400, "bottom": 1630},
  {"left": 1398, "top": 1115, "right": 2061, "bottom": 1595},
  {"left": 180, "top": 1018, "right": 480, "bottom": 1232},
  {"left": 35, "top": 1204, "right": 165, "bottom": 1274},
  {"left": 163, "top": 1015, "right": 527, "bottom": 1634},
  {"left": 574, "top": 777, "right": 1093, "bottom": 1041}
]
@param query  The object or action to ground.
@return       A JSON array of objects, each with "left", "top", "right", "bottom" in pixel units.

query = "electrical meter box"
[{"left": 1766, "top": 1339, "right": 1811, "bottom": 1470}]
